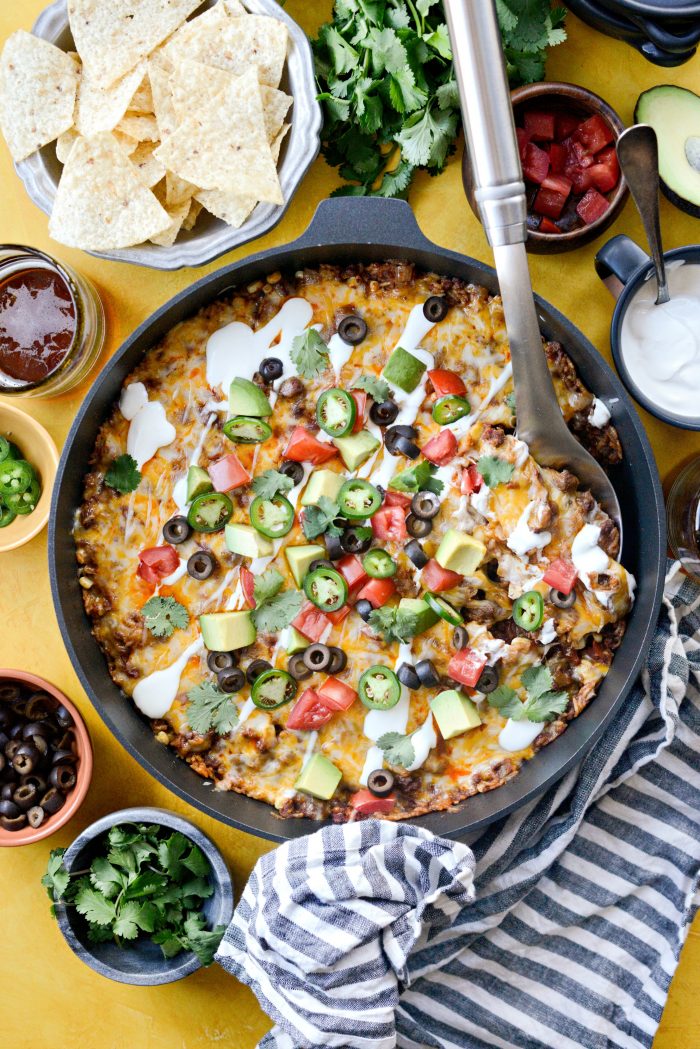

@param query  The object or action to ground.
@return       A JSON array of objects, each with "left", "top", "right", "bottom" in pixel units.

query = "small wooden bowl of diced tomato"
[{"left": 511, "top": 82, "right": 628, "bottom": 252}]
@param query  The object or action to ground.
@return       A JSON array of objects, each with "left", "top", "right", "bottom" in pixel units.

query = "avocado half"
[{"left": 635, "top": 85, "right": 700, "bottom": 219}]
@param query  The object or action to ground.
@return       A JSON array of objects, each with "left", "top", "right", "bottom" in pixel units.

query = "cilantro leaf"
[
  {"left": 180, "top": 918, "right": 226, "bottom": 967},
  {"left": 351, "top": 374, "right": 391, "bottom": 402},
  {"left": 157, "top": 832, "right": 189, "bottom": 880},
  {"left": 113, "top": 900, "right": 157, "bottom": 940},
  {"left": 141, "top": 596, "right": 189, "bottom": 639},
  {"left": 505, "top": 392, "right": 517, "bottom": 413},
  {"left": 389, "top": 460, "right": 443, "bottom": 495},
  {"left": 290, "top": 329, "right": 330, "bottom": 379},
  {"left": 476, "top": 456, "right": 515, "bottom": 488},
  {"left": 487, "top": 684, "right": 524, "bottom": 720},
  {"left": 488, "top": 665, "right": 569, "bottom": 724},
  {"left": 252, "top": 469, "right": 294, "bottom": 501},
  {"left": 74, "top": 884, "right": 117, "bottom": 926},
  {"left": 252, "top": 590, "right": 304, "bottom": 634},
  {"left": 104, "top": 454, "right": 141, "bottom": 494},
  {"left": 182, "top": 845, "right": 210, "bottom": 878},
  {"left": 186, "top": 681, "right": 239, "bottom": 735},
  {"left": 302, "top": 496, "right": 340, "bottom": 540},
  {"left": 89, "top": 857, "right": 126, "bottom": 899},
  {"left": 374, "top": 158, "right": 414, "bottom": 198},
  {"left": 377, "top": 731, "right": 416, "bottom": 769},
  {"left": 42, "top": 849, "right": 70, "bottom": 902},
  {"left": 253, "top": 567, "right": 285, "bottom": 607},
  {"left": 368, "top": 605, "right": 422, "bottom": 644},
  {"left": 521, "top": 664, "right": 554, "bottom": 702}
]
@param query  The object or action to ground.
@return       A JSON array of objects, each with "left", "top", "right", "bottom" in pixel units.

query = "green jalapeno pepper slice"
[
  {"left": 251, "top": 668, "right": 298, "bottom": 710},
  {"left": 423, "top": 591, "right": 464, "bottom": 626},
  {"left": 0, "top": 459, "right": 34, "bottom": 497},
  {"left": 303, "top": 566, "right": 348, "bottom": 612},
  {"left": 512, "top": 590, "right": 545, "bottom": 631},
  {"left": 5, "top": 477, "right": 40, "bottom": 516},
  {"left": 223, "top": 416, "right": 273, "bottom": 444},
  {"left": 358, "top": 665, "right": 401, "bottom": 710},
  {"left": 0, "top": 502, "right": 16, "bottom": 527},
  {"left": 362, "top": 548, "right": 397, "bottom": 579},
  {"left": 338, "top": 479, "right": 382, "bottom": 520},
  {"left": 432, "top": 395, "right": 471, "bottom": 425},
  {"left": 249, "top": 494, "right": 295, "bottom": 538},
  {"left": 187, "top": 491, "right": 233, "bottom": 533},
  {"left": 316, "top": 389, "right": 356, "bottom": 438}
]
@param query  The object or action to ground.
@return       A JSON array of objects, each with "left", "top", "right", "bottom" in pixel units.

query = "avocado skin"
[{"left": 634, "top": 85, "right": 700, "bottom": 220}]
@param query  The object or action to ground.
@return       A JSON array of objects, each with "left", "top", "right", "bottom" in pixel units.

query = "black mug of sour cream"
[{"left": 595, "top": 234, "right": 700, "bottom": 431}]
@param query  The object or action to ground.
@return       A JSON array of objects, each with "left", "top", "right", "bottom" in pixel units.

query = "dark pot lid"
[{"left": 595, "top": 0, "right": 700, "bottom": 18}]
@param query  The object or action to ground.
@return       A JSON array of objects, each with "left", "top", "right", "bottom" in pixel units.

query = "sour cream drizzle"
[
  {"left": 172, "top": 411, "right": 217, "bottom": 510},
  {"left": 120, "top": 382, "right": 176, "bottom": 469},
  {"left": 133, "top": 637, "right": 205, "bottom": 719},
  {"left": 327, "top": 332, "right": 355, "bottom": 378},
  {"left": 507, "top": 501, "right": 551, "bottom": 558},
  {"left": 499, "top": 717, "right": 544, "bottom": 753}
]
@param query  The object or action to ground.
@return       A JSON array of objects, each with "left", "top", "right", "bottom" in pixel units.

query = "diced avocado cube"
[
  {"left": 286, "top": 626, "right": 309, "bottom": 654},
  {"left": 435, "top": 528, "right": 486, "bottom": 576},
  {"left": 430, "top": 689, "right": 482, "bottom": 740},
  {"left": 285, "top": 543, "right": 325, "bottom": 587},
  {"left": 398, "top": 597, "right": 438, "bottom": 634},
  {"left": 333, "top": 429, "right": 380, "bottom": 471},
  {"left": 382, "top": 346, "right": 427, "bottom": 393},
  {"left": 301, "top": 469, "right": 344, "bottom": 507},
  {"left": 225, "top": 521, "right": 274, "bottom": 559},
  {"left": 229, "top": 377, "right": 272, "bottom": 417},
  {"left": 295, "top": 752, "right": 342, "bottom": 800},
  {"left": 199, "top": 610, "right": 256, "bottom": 652},
  {"left": 186, "top": 465, "right": 213, "bottom": 502}
]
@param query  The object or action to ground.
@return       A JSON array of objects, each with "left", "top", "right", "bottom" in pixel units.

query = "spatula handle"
[{"left": 444, "top": 0, "right": 526, "bottom": 247}]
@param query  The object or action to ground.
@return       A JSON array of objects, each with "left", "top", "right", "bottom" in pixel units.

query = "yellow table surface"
[{"left": 1, "top": 3, "right": 699, "bottom": 1046}]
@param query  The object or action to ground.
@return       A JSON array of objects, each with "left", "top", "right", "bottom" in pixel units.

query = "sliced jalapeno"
[
  {"left": 362, "top": 549, "right": 397, "bottom": 579},
  {"left": 432, "top": 395, "right": 470, "bottom": 425},
  {"left": 316, "top": 388, "right": 356, "bottom": 437},
  {"left": 251, "top": 668, "right": 298, "bottom": 710},
  {"left": 358, "top": 665, "right": 401, "bottom": 710},
  {"left": 338, "top": 479, "right": 382, "bottom": 520},
  {"left": 0, "top": 503, "right": 16, "bottom": 527},
  {"left": 424, "top": 591, "right": 464, "bottom": 626},
  {"left": 187, "top": 491, "right": 233, "bottom": 533},
  {"left": 0, "top": 438, "right": 10, "bottom": 464},
  {"left": 250, "top": 494, "right": 294, "bottom": 538},
  {"left": 5, "top": 478, "right": 40, "bottom": 516},
  {"left": 0, "top": 460, "right": 34, "bottom": 497},
  {"left": 223, "top": 416, "right": 273, "bottom": 444},
  {"left": 303, "top": 566, "right": 348, "bottom": 612},
  {"left": 512, "top": 590, "right": 545, "bottom": 631}
]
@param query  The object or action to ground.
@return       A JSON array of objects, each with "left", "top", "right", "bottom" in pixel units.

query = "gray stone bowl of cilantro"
[{"left": 42, "top": 807, "right": 233, "bottom": 985}]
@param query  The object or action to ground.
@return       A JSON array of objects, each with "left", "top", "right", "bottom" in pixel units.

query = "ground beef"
[
  {"left": 569, "top": 411, "right": 623, "bottom": 466},
  {"left": 491, "top": 618, "right": 527, "bottom": 642},
  {"left": 483, "top": 425, "right": 506, "bottom": 447}
]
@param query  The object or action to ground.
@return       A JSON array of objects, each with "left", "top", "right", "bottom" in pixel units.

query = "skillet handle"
[{"left": 291, "top": 196, "right": 439, "bottom": 252}]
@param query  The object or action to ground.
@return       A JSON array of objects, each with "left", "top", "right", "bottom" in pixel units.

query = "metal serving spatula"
[{"left": 443, "top": 0, "right": 622, "bottom": 537}]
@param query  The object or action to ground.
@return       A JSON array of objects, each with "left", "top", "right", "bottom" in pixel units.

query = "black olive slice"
[
  {"left": 423, "top": 295, "right": 449, "bottom": 322},
  {"left": 411, "top": 491, "right": 440, "bottom": 520},
  {"left": 367, "top": 769, "right": 395, "bottom": 797},
  {"left": 397, "top": 663, "right": 420, "bottom": 689},
  {"left": 288, "top": 652, "right": 313, "bottom": 681},
  {"left": 303, "top": 644, "right": 332, "bottom": 672},
  {"left": 415, "top": 659, "right": 440, "bottom": 687},
  {"left": 404, "top": 539, "right": 428, "bottom": 568},
  {"left": 246, "top": 659, "right": 272, "bottom": 685},
  {"left": 163, "top": 515, "right": 192, "bottom": 544},
  {"left": 338, "top": 314, "right": 368, "bottom": 345},
  {"left": 279, "top": 460, "right": 304, "bottom": 486},
  {"left": 406, "top": 514, "right": 432, "bottom": 539},
  {"left": 260, "top": 357, "right": 284, "bottom": 382},
  {"left": 187, "top": 550, "right": 217, "bottom": 580},
  {"left": 218, "top": 667, "right": 245, "bottom": 694}
]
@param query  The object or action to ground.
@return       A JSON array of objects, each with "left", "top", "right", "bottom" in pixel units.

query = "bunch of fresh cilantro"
[
  {"left": 312, "top": 0, "right": 566, "bottom": 198},
  {"left": 42, "top": 824, "right": 226, "bottom": 965}
]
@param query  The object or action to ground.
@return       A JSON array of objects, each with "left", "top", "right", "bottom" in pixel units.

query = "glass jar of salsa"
[
  {"left": 667, "top": 457, "right": 700, "bottom": 583},
  {"left": 0, "top": 245, "right": 105, "bottom": 397}
]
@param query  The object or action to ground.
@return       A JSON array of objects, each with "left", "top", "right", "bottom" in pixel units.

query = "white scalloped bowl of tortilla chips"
[{"left": 6, "top": 0, "right": 321, "bottom": 270}]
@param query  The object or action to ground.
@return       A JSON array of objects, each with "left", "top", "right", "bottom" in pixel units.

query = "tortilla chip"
[
  {"left": 195, "top": 122, "right": 288, "bottom": 228},
  {"left": 129, "top": 75, "right": 154, "bottom": 115},
  {"left": 0, "top": 31, "right": 79, "bottom": 161},
  {"left": 165, "top": 170, "right": 197, "bottom": 208},
  {"left": 130, "top": 140, "right": 166, "bottom": 187},
  {"left": 114, "top": 130, "right": 141, "bottom": 154},
  {"left": 223, "top": 0, "right": 247, "bottom": 13},
  {"left": 75, "top": 60, "right": 146, "bottom": 137},
  {"left": 167, "top": 15, "right": 288, "bottom": 88},
  {"left": 148, "top": 61, "right": 178, "bottom": 141},
  {"left": 114, "top": 112, "right": 160, "bottom": 142},
  {"left": 56, "top": 127, "right": 79, "bottom": 164},
  {"left": 49, "top": 131, "right": 171, "bottom": 250},
  {"left": 182, "top": 197, "right": 203, "bottom": 230},
  {"left": 154, "top": 67, "right": 283, "bottom": 202},
  {"left": 67, "top": 0, "right": 202, "bottom": 88},
  {"left": 157, "top": 4, "right": 230, "bottom": 68},
  {"left": 170, "top": 61, "right": 291, "bottom": 143},
  {"left": 149, "top": 197, "right": 191, "bottom": 246}
]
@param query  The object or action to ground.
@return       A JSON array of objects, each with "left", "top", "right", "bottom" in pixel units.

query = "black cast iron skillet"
[{"left": 49, "top": 197, "right": 666, "bottom": 843}]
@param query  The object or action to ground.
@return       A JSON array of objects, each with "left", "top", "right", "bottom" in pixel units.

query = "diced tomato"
[
  {"left": 524, "top": 109, "right": 555, "bottom": 141},
  {"left": 576, "top": 187, "right": 609, "bottom": 225},
  {"left": 286, "top": 689, "right": 334, "bottom": 731},
  {"left": 542, "top": 173, "right": 572, "bottom": 198},
  {"left": 522, "top": 141, "right": 550, "bottom": 184},
  {"left": 240, "top": 566, "right": 256, "bottom": 608},
  {"left": 356, "top": 577, "right": 396, "bottom": 608},
  {"left": 516, "top": 126, "right": 530, "bottom": 160},
  {"left": 549, "top": 142, "right": 567, "bottom": 175},
  {"left": 575, "top": 113, "right": 614, "bottom": 155},
  {"left": 427, "top": 368, "right": 467, "bottom": 397},
  {"left": 543, "top": 558, "right": 579, "bottom": 595},
  {"left": 422, "top": 430, "right": 458, "bottom": 466},
  {"left": 422, "top": 558, "right": 463, "bottom": 593},
  {"left": 284, "top": 426, "right": 337, "bottom": 465},
  {"left": 596, "top": 144, "right": 620, "bottom": 175},
  {"left": 350, "top": 789, "right": 396, "bottom": 816},
  {"left": 326, "top": 604, "right": 351, "bottom": 625},
  {"left": 563, "top": 136, "right": 594, "bottom": 168},
  {"left": 538, "top": 217, "right": 561, "bottom": 234},
  {"left": 292, "top": 602, "right": 333, "bottom": 642},
  {"left": 588, "top": 145, "right": 619, "bottom": 193},
  {"left": 460, "top": 464, "right": 483, "bottom": 495},
  {"left": 555, "top": 112, "right": 580, "bottom": 140},
  {"left": 384, "top": 490, "right": 412, "bottom": 509},
  {"left": 350, "top": 390, "right": 367, "bottom": 433},
  {"left": 534, "top": 187, "right": 567, "bottom": 220},
  {"left": 448, "top": 649, "right": 488, "bottom": 689},
  {"left": 566, "top": 165, "right": 594, "bottom": 194},
  {"left": 317, "top": 676, "right": 357, "bottom": 711},
  {"left": 371, "top": 505, "right": 408, "bottom": 542},
  {"left": 337, "top": 554, "right": 368, "bottom": 594},
  {"left": 209, "top": 452, "right": 250, "bottom": 492},
  {"left": 137, "top": 544, "right": 180, "bottom": 585}
]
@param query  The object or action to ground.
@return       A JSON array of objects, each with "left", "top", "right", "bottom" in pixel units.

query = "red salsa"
[{"left": 0, "top": 268, "right": 76, "bottom": 384}]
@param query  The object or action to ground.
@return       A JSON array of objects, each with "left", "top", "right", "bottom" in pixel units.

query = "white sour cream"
[
  {"left": 120, "top": 382, "right": 176, "bottom": 469},
  {"left": 571, "top": 523, "right": 608, "bottom": 585},
  {"left": 620, "top": 261, "right": 700, "bottom": 419},
  {"left": 133, "top": 637, "right": 205, "bottom": 718},
  {"left": 499, "top": 717, "right": 545, "bottom": 752},
  {"left": 404, "top": 714, "right": 438, "bottom": 772},
  {"left": 539, "top": 617, "right": 558, "bottom": 645},
  {"left": 327, "top": 332, "right": 355, "bottom": 378},
  {"left": 589, "top": 398, "right": 611, "bottom": 429},
  {"left": 506, "top": 501, "right": 551, "bottom": 558}
]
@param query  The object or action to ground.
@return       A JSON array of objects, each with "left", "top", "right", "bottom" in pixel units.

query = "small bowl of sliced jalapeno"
[{"left": 0, "top": 401, "right": 58, "bottom": 553}]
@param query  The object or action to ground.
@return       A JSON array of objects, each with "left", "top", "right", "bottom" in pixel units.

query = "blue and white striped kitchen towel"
[{"left": 217, "top": 560, "right": 700, "bottom": 1049}]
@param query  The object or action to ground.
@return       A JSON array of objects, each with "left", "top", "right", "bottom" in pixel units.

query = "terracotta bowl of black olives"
[{"left": 0, "top": 670, "right": 93, "bottom": 846}]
